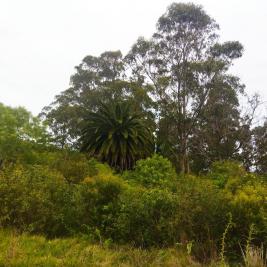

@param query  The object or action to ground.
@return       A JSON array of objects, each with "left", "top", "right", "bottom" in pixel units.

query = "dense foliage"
[
  {"left": 41, "top": 3, "right": 265, "bottom": 174},
  {"left": 0, "top": 133, "right": 266, "bottom": 263},
  {"left": 0, "top": 2, "right": 266, "bottom": 266},
  {"left": 81, "top": 102, "right": 154, "bottom": 171}
]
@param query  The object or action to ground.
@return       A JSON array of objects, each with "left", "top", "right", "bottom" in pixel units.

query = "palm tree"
[{"left": 80, "top": 102, "right": 154, "bottom": 170}]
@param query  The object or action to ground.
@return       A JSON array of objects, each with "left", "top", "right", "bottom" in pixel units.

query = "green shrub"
[
  {"left": 209, "top": 161, "right": 246, "bottom": 188},
  {"left": 0, "top": 162, "right": 125, "bottom": 239},
  {"left": 52, "top": 153, "right": 99, "bottom": 183},
  {"left": 114, "top": 186, "right": 178, "bottom": 247},
  {"left": 0, "top": 158, "right": 266, "bottom": 264},
  {"left": 123, "top": 154, "right": 177, "bottom": 188},
  {"left": 174, "top": 176, "right": 230, "bottom": 260},
  {"left": 78, "top": 164, "right": 126, "bottom": 241},
  {"left": 115, "top": 175, "right": 230, "bottom": 257},
  {"left": 224, "top": 177, "right": 267, "bottom": 256},
  {"left": 31, "top": 150, "right": 99, "bottom": 183},
  {"left": 208, "top": 161, "right": 267, "bottom": 260},
  {"left": 0, "top": 164, "right": 83, "bottom": 236}
]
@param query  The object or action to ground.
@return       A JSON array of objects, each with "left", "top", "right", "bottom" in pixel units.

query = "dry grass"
[{"left": 242, "top": 246, "right": 267, "bottom": 267}]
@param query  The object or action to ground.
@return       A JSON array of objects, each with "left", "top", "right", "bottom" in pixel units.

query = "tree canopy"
[{"left": 41, "top": 2, "right": 265, "bottom": 173}]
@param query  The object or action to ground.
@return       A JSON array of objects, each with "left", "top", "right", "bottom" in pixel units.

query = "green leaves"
[
  {"left": 123, "top": 154, "right": 177, "bottom": 188},
  {"left": 211, "top": 41, "right": 244, "bottom": 60},
  {"left": 0, "top": 103, "right": 50, "bottom": 166},
  {"left": 39, "top": 2, "right": 262, "bottom": 174},
  {"left": 253, "top": 121, "right": 267, "bottom": 173},
  {"left": 81, "top": 102, "right": 154, "bottom": 171},
  {"left": 157, "top": 3, "right": 217, "bottom": 32}
]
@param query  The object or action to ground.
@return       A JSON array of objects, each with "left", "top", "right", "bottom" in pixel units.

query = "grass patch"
[{"left": 0, "top": 229, "right": 223, "bottom": 267}]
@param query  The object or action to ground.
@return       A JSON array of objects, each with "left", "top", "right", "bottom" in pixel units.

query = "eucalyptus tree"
[
  {"left": 42, "top": 2, "right": 255, "bottom": 173},
  {"left": 126, "top": 3, "right": 244, "bottom": 173},
  {"left": 80, "top": 102, "right": 154, "bottom": 171},
  {"left": 189, "top": 77, "right": 245, "bottom": 172},
  {"left": 253, "top": 121, "right": 267, "bottom": 173},
  {"left": 42, "top": 51, "right": 154, "bottom": 148}
]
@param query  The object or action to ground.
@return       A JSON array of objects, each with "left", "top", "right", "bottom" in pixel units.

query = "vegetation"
[
  {"left": 0, "top": 145, "right": 266, "bottom": 265},
  {"left": 0, "top": 2, "right": 266, "bottom": 266},
  {"left": 41, "top": 2, "right": 263, "bottom": 174},
  {"left": 0, "top": 229, "right": 218, "bottom": 267},
  {"left": 81, "top": 102, "right": 153, "bottom": 171}
]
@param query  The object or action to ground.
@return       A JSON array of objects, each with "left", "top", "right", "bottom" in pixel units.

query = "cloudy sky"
[{"left": 1, "top": 0, "right": 267, "bottom": 115}]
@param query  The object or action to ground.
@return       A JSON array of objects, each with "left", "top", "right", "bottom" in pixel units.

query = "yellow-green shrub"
[
  {"left": 77, "top": 163, "right": 126, "bottom": 241},
  {"left": 0, "top": 164, "right": 83, "bottom": 236},
  {"left": 123, "top": 154, "right": 177, "bottom": 188}
]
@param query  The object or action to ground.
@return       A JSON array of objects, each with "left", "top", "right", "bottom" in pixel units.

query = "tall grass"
[
  {"left": 240, "top": 224, "right": 266, "bottom": 267},
  {"left": 0, "top": 229, "right": 266, "bottom": 266},
  {"left": 242, "top": 246, "right": 266, "bottom": 267},
  {"left": 0, "top": 229, "right": 204, "bottom": 267}
]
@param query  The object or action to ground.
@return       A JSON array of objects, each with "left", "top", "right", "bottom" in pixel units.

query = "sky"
[{"left": 0, "top": 0, "right": 267, "bottom": 115}]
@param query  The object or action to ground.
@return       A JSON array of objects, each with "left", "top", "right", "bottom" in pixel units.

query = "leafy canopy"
[{"left": 80, "top": 102, "right": 154, "bottom": 170}]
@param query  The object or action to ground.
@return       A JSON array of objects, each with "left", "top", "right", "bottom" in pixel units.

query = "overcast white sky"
[{"left": 0, "top": 0, "right": 267, "bottom": 115}]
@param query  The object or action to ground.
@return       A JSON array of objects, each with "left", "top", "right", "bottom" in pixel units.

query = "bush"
[
  {"left": 0, "top": 158, "right": 266, "bottom": 264},
  {"left": 0, "top": 162, "right": 125, "bottom": 239},
  {"left": 207, "top": 161, "right": 267, "bottom": 260},
  {"left": 114, "top": 175, "right": 230, "bottom": 258},
  {"left": 209, "top": 160, "right": 246, "bottom": 188},
  {"left": 51, "top": 152, "right": 99, "bottom": 183},
  {"left": 123, "top": 154, "right": 177, "bottom": 188},
  {"left": 31, "top": 150, "right": 99, "bottom": 183},
  {"left": 80, "top": 164, "right": 126, "bottom": 241},
  {"left": 174, "top": 176, "right": 231, "bottom": 260},
  {"left": 114, "top": 186, "right": 178, "bottom": 247},
  {"left": 224, "top": 176, "right": 267, "bottom": 258},
  {"left": 0, "top": 164, "right": 83, "bottom": 236}
]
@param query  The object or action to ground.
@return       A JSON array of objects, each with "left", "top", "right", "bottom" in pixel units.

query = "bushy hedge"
[{"left": 0, "top": 155, "right": 266, "bottom": 261}]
